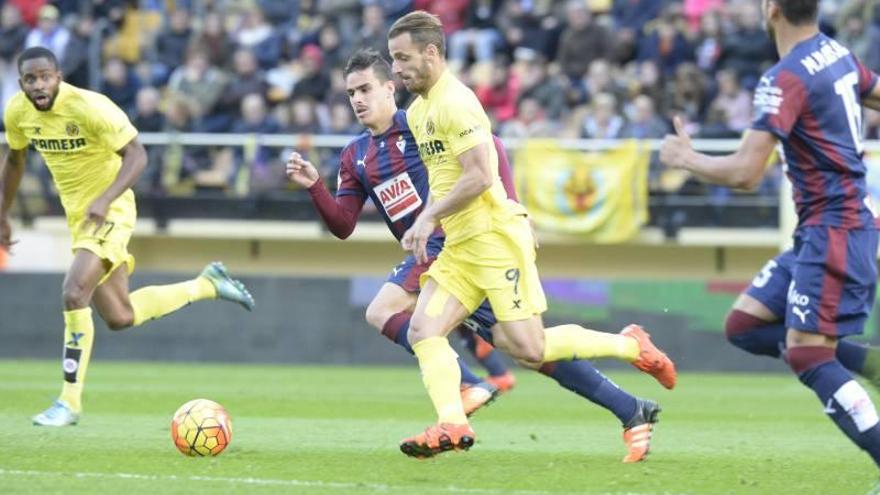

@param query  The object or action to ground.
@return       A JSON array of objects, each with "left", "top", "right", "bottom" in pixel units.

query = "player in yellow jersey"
[
  {"left": 388, "top": 12, "right": 677, "bottom": 462},
  {"left": 0, "top": 47, "right": 255, "bottom": 427}
]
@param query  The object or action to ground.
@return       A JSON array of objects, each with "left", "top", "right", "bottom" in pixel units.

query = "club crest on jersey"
[
  {"left": 425, "top": 119, "right": 435, "bottom": 136},
  {"left": 374, "top": 172, "right": 422, "bottom": 222},
  {"left": 65, "top": 122, "right": 80, "bottom": 136},
  {"left": 396, "top": 135, "right": 406, "bottom": 153}
]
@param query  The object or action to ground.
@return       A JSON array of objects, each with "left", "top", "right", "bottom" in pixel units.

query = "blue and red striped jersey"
[
  {"left": 751, "top": 33, "right": 879, "bottom": 229},
  {"left": 336, "top": 110, "right": 431, "bottom": 240}
]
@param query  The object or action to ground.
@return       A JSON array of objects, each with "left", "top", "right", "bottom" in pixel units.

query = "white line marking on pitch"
[{"left": 0, "top": 468, "right": 650, "bottom": 495}]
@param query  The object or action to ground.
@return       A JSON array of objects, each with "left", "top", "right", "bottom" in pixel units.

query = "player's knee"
[
  {"left": 724, "top": 309, "right": 757, "bottom": 347},
  {"left": 407, "top": 314, "right": 439, "bottom": 345},
  {"left": 61, "top": 283, "right": 91, "bottom": 310},
  {"left": 364, "top": 302, "right": 391, "bottom": 332},
  {"left": 104, "top": 309, "right": 134, "bottom": 331},
  {"left": 502, "top": 342, "right": 543, "bottom": 367}
]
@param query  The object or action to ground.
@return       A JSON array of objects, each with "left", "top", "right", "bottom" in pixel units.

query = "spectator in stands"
[
  {"left": 0, "top": 4, "right": 28, "bottom": 65},
  {"left": 718, "top": 2, "right": 775, "bottom": 87},
  {"left": 570, "top": 59, "right": 623, "bottom": 107},
  {"left": 258, "top": 0, "right": 299, "bottom": 25},
  {"left": 215, "top": 48, "right": 270, "bottom": 132},
  {"left": 324, "top": 99, "right": 361, "bottom": 135},
  {"left": 317, "top": 23, "right": 349, "bottom": 71},
  {"left": 286, "top": 96, "right": 322, "bottom": 135},
  {"left": 131, "top": 86, "right": 165, "bottom": 194},
  {"left": 637, "top": 6, "right": 693, "bottom": 77},
  {"left": 474, "top": 57, "right": 519, "bottom": 124},
  {"left": 697, "top": 105, "right": 740, "bottom": 139},
  {"left": 864, "top": 4, "right": 880, "bottom": 73},
  {"left": 192, "top": 11, "right": 234, "bottom": 70},
  {"left": 60, "top": 15, "right": 94, "bottom": 89},
  {"left": 682, "top": 0, "right": 724, "bottom": 33},
  {"left": 709, "top": 69, "right": 751, "bottom": 133},
  {"left": 291, "top": 44, "right": 330, "bottom": 102},
  {"left": 234, "top": 6, "right": 282, "bottom": 70},
  {"left": 413, "top": 0, "right": 470, "bottom": 35},
  {"left": 353, "top": 4, "right": 388, "bottom": 55},
  {"left": 0, "top": 3, "right": 29, "bottom": 109},
  {"left": 556, "top": 0, "right": 612, "bottom": 81},
  {"left": 665, "top": 63, "right": 707, "bottom": 125},
  {"left": 621, "top": 94, "right": 669, "bottom": 139},
  {"left": 836, "top": 13, "right": 870, "bottom": 62},
  {"left": 517, "top": 53, "right": 567, "bottom": 120},
  {"left": 232, "top": 94, "right": 283, "bottom": 195},
  {"left": 101, "top": 57, "right": 141, "bottom": 115},
  {"left": 501, "top": 96, "right": 558, "bottom": 138},
  {"left": 152, "top": 8, "right": 192, "bottom": 86},
  {"left": 160, "top": 97, "right": 200, "bottom": 194},
  {"left": 611, "top": 0, "right": 665, "bottom": 62},
  {"left": 167, "top": 46, "right": 228, "bottom": 129},
  {"left": 693, "top": 10, "right": 723, "bottom": 74},
  {"left": 319, "top": 99, "right": 363, "bottom": 180},
  {"left": 232, "top": 93, "right": 282, "bottom": 135},
  {"left": 448, "top": 0, "right": 504, "bottom": 68},
  {"left": 132, "top": 87, "right": 165, "bottom": 133},
  {"left": 24, "top": 5, "right": 70, "bottom": 64},
  {"left": 632, "top": 60, "right": 666, "bottom": 112},
  {"left": 499, "top": 0, "right": 561, "bottom": 62},
  {"left": 580, "top": 92, "right": 626, "bottom": 139}
]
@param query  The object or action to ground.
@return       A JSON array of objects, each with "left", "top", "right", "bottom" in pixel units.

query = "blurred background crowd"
[{"left": 1, "top": 0, "right": 879, "bottom": 227}]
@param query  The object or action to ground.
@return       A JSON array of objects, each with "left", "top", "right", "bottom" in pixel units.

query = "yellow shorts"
[
  {"left": 422, "top": 215, "right": 547, "bottom": 322},
  {"left": 70, "top": 210, "right": 136, "bottom": 286}
]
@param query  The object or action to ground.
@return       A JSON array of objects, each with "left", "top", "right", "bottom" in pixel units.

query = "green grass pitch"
[{"left": 1, "top": 359, "right": 878, "bottom": 494}]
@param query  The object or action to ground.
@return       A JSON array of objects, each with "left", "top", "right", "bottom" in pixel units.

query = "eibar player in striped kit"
[{"left": 662, "top": 0, "right": 880, "bottom": 468}]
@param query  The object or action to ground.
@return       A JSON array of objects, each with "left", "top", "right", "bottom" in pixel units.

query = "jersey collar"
[{"left": 425, "top": 69, "right": 452, "bottom": 101}]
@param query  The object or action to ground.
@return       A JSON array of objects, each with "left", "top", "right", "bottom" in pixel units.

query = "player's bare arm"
[
  {"left": 0, "top": 147, "right": 26, "bottom": 249},
  {"left": 87, "top": 137, "right": 147, "bottom": 228},
  {"left": 285, "top": 151, "right": 320, "bottom": 188},
  {"left": 862, "top": 79, "right": 880, "bottom": 112},
  {"left": 660, "top": 116, "right": 777, "bottom": 190},
  {"left": 403, "top": 143, "right": 493, "bottom": 263},
  {"left": 427, "top": 143, "right": 494, "bottom": 220}
]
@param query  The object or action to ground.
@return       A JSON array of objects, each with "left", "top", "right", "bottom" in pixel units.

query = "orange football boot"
[
  {"left": 622, "top": 399, "right": 661, "bottom": 463},
  {"left": 399, "top": 423, "right": 476, "bottom": 459},
  {"left": 486, "top": 371, "right": 516, "bottom": 393},
  {"left": 620, "top": 324, "right": 677, "bottom": 390},
  {"left": 461, "top": 381, "right": 499, "bottom": 417}
]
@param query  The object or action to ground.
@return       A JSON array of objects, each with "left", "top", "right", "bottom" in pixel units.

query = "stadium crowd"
[{"left": 1, "top": 0, "right": 879, "bottom": 203}]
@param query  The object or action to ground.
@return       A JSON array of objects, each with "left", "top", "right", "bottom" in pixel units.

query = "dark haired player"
[
  {"left": 662, "top": 0, "right": 880, "bottom": 467},
  {"left": 1, "top": 47, "right": 254, "bottom": 426}
]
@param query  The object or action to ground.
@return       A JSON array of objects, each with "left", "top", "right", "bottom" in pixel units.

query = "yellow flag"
[{"left": 514, "top": 139, "right": 649, "bottom": 242}]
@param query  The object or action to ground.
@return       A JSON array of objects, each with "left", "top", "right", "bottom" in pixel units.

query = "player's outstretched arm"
[
  {"left": 87, "top": 137, "right": 147, "bottom": 228},
  {"left": 660, "top": 117, "right": 776, "bottom": 191},
  {"left": 0, "top": 147, "right": 26, "bottom": 250},
  {"left": 286, "top": 151, "right": 364, "bottom": 239}
]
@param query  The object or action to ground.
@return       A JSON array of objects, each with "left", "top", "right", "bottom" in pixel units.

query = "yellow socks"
[
  {"left": 412, "top": 336, "right": 468, "bottom": 425},
  {"left": 130, "top": 278, "right": 215, "bottom": 327},
  {"left": 542, "top": 324, "right": 639, "bottom": 363},
  {"left": 58, "top": 307, "right": 95, "bottom": 413}
]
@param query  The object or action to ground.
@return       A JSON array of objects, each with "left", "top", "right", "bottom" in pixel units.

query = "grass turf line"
[{"left": 0, "top": 359, "right": 877, "bottom": 494}]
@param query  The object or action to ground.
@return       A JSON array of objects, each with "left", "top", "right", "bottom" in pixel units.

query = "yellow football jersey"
[
  {"left": 3, "top": 81, "right": 138, "bottom": 227},
  {"left": 406, "top": 70, "right": 526, "bottom": 245}
]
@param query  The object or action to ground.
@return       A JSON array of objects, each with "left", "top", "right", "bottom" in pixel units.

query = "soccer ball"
[{"left": 171, "top": 399, "right": 233, "bottom": 457}]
